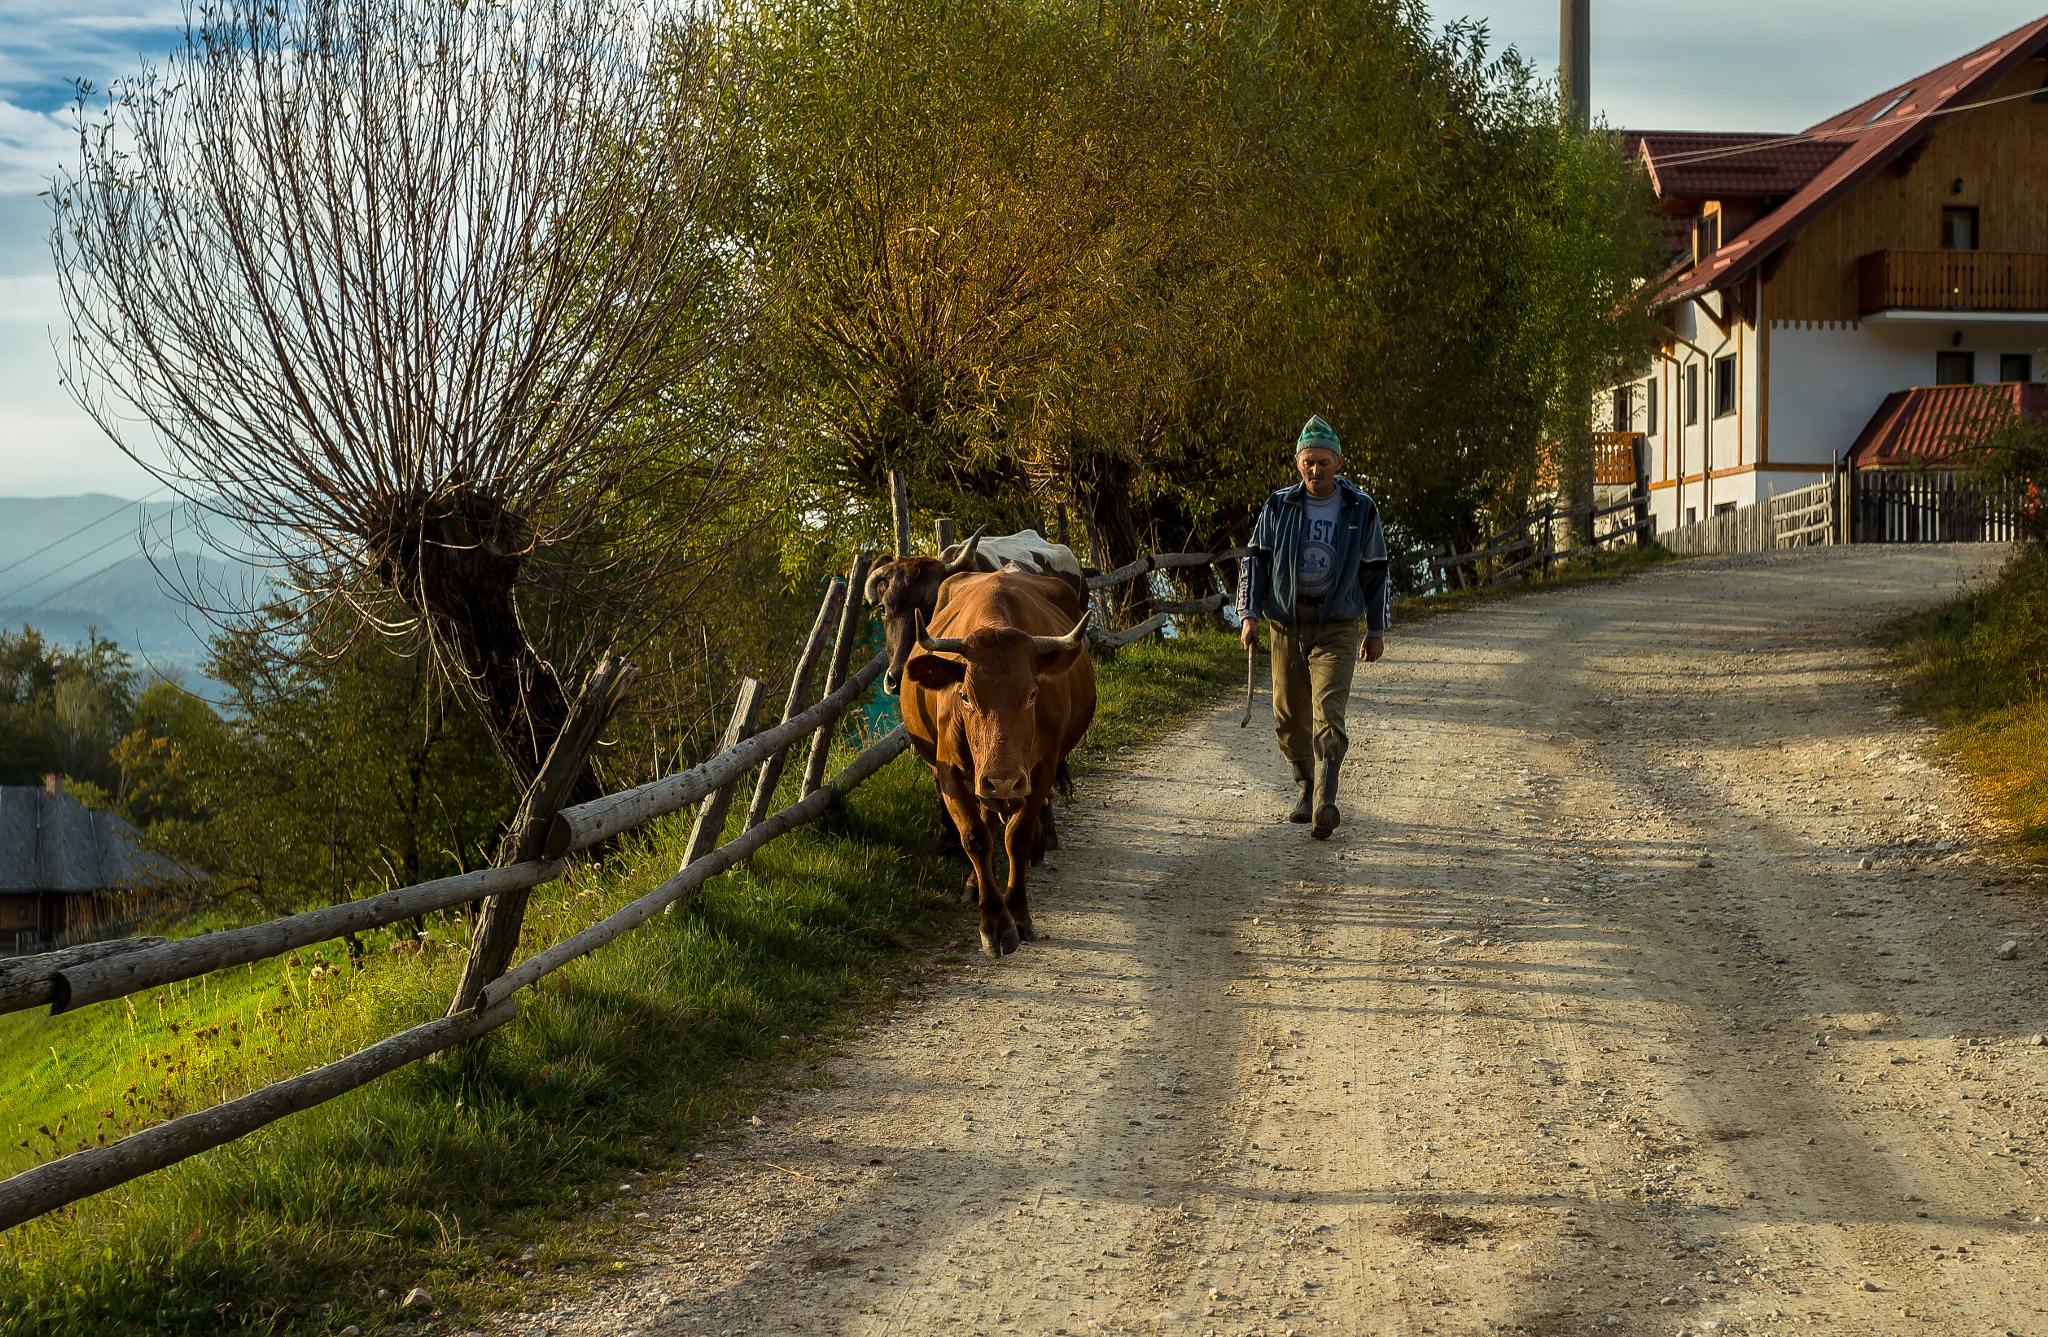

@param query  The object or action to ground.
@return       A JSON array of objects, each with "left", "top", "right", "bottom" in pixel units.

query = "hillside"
[{"left": 0, "top": 496, "right": 251, "bottom": 677}]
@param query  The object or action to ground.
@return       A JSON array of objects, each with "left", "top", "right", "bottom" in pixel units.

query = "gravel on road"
[{"left": 521, "top": 544, "right": 2047, "bottom": 1337}]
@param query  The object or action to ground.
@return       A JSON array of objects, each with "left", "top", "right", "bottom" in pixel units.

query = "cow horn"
[
  {"left": 914, "top": 609, "right": 969, "bottom": 656},
  {"left": 1030, "top": 609, "right": 1091, "bottom": 654},
  {"left": 942, "top": 525, "right": 987, "bottom": 575}
]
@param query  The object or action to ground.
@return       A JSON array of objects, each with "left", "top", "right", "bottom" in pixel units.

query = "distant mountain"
[{"left": 0, "top": 496, "right": 257, "bottom": 681}]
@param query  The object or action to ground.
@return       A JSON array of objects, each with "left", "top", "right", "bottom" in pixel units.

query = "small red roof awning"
[{"left": 1846, "top": 382, "right": 2046, "bottom": 468}]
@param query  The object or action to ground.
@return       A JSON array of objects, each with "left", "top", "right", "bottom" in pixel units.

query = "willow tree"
[{"left": 52, "top": 0, "right": 757, "bottom": 798}]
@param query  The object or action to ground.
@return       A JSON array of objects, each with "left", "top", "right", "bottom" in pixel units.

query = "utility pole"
[{"left": 1561, "top": 0, "right": 1590, "bottom": 133}]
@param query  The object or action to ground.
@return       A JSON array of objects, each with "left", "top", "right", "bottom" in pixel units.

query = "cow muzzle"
[{"left": 976, "top": 772, "right": 1029, "bottom": 809}]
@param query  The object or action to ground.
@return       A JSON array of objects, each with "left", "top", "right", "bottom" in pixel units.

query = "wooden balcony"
[
  {"left": 1858, "top": 249, "right": 2048, "bottom": 315},
  {"left": 1593, "top": 431, "right": 1644, "bottom": 486}
]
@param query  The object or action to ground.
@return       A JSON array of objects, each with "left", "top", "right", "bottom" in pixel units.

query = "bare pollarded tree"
[{"left": 52, "top": 0, "right": 759, "bottom": 798}]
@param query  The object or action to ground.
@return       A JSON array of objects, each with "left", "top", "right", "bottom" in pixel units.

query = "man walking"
[{"left": 1238, "top": 416, "right": 1390, "bottom": 838}]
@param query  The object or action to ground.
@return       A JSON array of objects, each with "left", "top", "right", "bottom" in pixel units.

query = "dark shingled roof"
[
  {"left": 1630, "top": 132, "right": 1850, "bottom": 200},
  {"left": 1649, "top": 13, "right": 2048, "bottom": 305},
  {"left": 0, "top": 787, "right": 172, "bottom": 893}
]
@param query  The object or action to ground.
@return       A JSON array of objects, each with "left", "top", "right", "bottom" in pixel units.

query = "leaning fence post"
[
  {"left": 446, "top": 653, "right": 637, "bottom": 1017},
  {"left": 804, "top": 554, "right": 874, "bottom": 798},
  {"left": 744, "top": 579, "right": 847, "bottom": 830},
  {"left": 677, "top": 677, "right": 770, "bottom": 878},
  {"left": 935, "top": 517, "right": 955, "bottom": 551}
]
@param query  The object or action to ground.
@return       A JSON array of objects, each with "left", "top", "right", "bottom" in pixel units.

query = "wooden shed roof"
[{"left": 0, "top": 787, "right": 168, "bottom": 894}]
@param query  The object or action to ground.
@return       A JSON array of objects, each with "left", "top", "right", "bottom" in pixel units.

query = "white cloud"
[{"left": 0, "top": 98, "right": 69, "bottom": 195}]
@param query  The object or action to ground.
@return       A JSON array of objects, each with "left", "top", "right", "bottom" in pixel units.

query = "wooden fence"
[
  {"left": 0, "top": 516, "right": 1262, "bottom": 1233},
  {"left": 0, "top": 559, "right": 909, "bottom": 1233},
  {"left": 1850, "top": 470, "right": 2026, "bottom": 544},
  {"left": 1428, "top": 493, "right": 1652, "bottom": 591},
  {"left": 1658, "top": 475, "right": 1846, "bottom": 556}
]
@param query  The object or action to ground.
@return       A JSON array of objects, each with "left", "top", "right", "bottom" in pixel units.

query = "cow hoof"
[
  {"left": 999, "top": 924, "right": 1021, "bottom": 955},
  {"left": 1015, "top": 921, "right": 1038, "bottom": 942},
  {"left": 981, "top": 932, "right": 1002, "bottom": 959}
]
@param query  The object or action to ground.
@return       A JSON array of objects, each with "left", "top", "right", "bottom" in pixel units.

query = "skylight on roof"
[{"left": 1865, "top": 89, "right": 1915, "bottom": 125}]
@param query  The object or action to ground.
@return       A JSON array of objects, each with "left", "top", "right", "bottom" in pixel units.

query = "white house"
[{"left": 1605, "top": 14, "right": 2048, "bottom": 533}]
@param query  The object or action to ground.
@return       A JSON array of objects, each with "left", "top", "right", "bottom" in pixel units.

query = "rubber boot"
[
  {"left": 1311, "top": 759, "right": 1342, "bottom": 839},
  {"left": 1288, "top": 761, "right": 1314, "bottom": 824}
]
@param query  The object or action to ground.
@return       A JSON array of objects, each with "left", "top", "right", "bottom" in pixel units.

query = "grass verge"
[
  {"left": 0, "top": 628, "right": 1243, "bottom": 1336},
  {"left": 1888, "top": 543, "right": 2048, "bottom": 865}
]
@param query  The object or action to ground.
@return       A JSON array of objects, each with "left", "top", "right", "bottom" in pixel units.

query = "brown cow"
[
  {"left": 900, "top": 570, "right": 1096, "bottom": 958},
  {"left": 864, "top": 528, "right": 1083, "bottom": 696}
]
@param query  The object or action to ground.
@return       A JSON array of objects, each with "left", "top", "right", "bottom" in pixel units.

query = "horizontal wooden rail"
[
  {"left": 0, "top": 996, "right": 518, "bottom": 1234},
  {"left": 481, "top": 727, "right": 911, "bottom": 1010},
  {"left": 1084, "top": 548, "right": 1250, "bottom": 591},
  {"left": 0, "top": 938, "right": 166, "bottom": 1015},
  {"left": 1087, "top": 613, "right": 1171, "bottom": 649},
  {"left": 544, "top": 651, "right": 886, "bottom": 858},
  {"left": 1152, "top": 592, "right": 1225, "bottom": 615},
  {"left": 40, "top": 861, "right": 564, "bottom": 1017}
]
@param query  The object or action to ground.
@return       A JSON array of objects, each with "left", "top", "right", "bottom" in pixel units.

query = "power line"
[
  {"left": 0, "top": 487, "right": 167, "bottom": 586},
  {"left": 17, "top": 554, "right": 141, "bottom": 613},
  {"left": 0, "top": 524, "right": 148, "bottom": 606}
]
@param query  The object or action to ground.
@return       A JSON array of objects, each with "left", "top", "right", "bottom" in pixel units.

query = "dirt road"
[{"left": 536, "top": 544, "right": 2048, "bottom": 1337}]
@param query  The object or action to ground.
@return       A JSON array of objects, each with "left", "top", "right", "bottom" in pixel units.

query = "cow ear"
[
  {"left": 904, "top": 653, "right": 966, "bottom": 690},
  {"left": 1032, "top": 644, "right": 1086, "bottom": 681}
]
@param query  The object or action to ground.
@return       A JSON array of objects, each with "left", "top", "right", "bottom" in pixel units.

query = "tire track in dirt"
[{"left": 530, "top": 544, "right": 2048, "bottom": 1337}]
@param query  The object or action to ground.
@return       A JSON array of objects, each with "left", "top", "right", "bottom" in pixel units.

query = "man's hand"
[
  {"left": 1360, "top": 635, "right": 1385, "bottom": 663},
  {"left": 1240, "top": 618, "right": 1259, "bottom": 650}
]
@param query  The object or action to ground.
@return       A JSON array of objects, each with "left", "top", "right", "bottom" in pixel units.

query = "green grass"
[
  {"left": 0, "top": 631, "right": 1244, "bottom": 1336},
  {"left": 1888, "top": 543, "right": 2048, "bottom": 865}
]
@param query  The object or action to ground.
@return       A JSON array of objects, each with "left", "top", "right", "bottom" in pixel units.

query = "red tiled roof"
[
  {"left": 1651, "top": 13, "right": 2048, "bottom": 305},
  {"left": 1846, "top": 382, "right": 2046, "bottom": 468},
  {"left": 1631, "top": 132, "right": 1850, "bottom": 199}
]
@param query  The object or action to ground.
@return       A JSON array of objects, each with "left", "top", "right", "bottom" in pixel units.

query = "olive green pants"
[{"left": 1267, "top": 615, "right": 1364, "bottom": 771}]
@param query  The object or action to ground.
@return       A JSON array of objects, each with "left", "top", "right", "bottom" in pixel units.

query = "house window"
[
  {"left": 1936, "top": 350, "right": 1975, "bottom": 385},
  {"left": 1694, "top": 213, "right": 1721, "bottom": 263},
  {"left": 1684, "top": 364, "right": 1700, "bottom": 425},
  {"left": 1613, "top": 385, "right": 1632, "bottom": 431},
  {"left": 1646, "top": 378, "right": 1658, "bottom": 436},
  {"left": 1941, "top": 206, "right": 1979, "bottom": 251},
  {"left": 1713, "top": 354, "right": 1737, "bottom": 418},
  {"left": 1715, "top": 502, "right": 1737, "bottom": 516},
  {"left": 2001, "top": 353, "right": 2032, "bottom": 383},
  {"left": 1685, "top": 507, "right": 1698, "bottom": 525}
]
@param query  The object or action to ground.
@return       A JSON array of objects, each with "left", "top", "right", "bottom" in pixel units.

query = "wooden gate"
[{"left": 1851, "top": 471, "right": 2024, "bottom": 543}]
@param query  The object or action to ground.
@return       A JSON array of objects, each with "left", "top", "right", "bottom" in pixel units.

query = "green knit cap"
[{"left": 1295, "top": 415, "right": 1342, "bottom": 456}]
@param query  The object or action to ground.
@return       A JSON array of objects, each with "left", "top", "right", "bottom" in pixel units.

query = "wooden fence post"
[
  {"left": 890, "top": 470, "right": 912, "bottom": 556},
  {"left": 1540, "top": 503, "right": 1557, "bottom": 580},
  {"left": 1056, "top": 504, "right": 1069, "bottom": 547},
  {"left": 446, "top": 654, "right": 637, "bottom": 1017},
  {"left": 744, "top": 579, "right": 846, "bottom": 830},
  {"left": 678, "top": 677, "right": 769, "bottom": 875},
  {"left": 936, "top": 517, "right": 955, "bottom": 551},
  {"left": 804, "top": 554, "right": 874, "bottom": 798},
  {"left": 1632, "top": 435, "right": 1651, "bottom": 544}
]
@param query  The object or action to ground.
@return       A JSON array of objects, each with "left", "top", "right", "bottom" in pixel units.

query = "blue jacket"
[{"left": 1237, "top": 478, "right": 1391, "bottom": 633}]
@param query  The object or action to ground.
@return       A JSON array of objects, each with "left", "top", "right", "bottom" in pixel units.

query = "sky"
[{"left": 2, "top": 0, "right": 2046, "bottom": 498}]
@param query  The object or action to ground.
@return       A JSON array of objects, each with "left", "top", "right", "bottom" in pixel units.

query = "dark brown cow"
[
  {"left": 864, "top": 529, "right": 1083, "bottom": 696},
  {"left": 900, "top": 570, "right": 1096, "bottom": 958}
]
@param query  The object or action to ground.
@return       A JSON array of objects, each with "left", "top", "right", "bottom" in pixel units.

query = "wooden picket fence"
[
  {"left": 1850, "top": 470, "right": 2026, "bottom": 544},
  {"left": 1658, "top": 475, "right": 1847, "bottom": 556}
]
